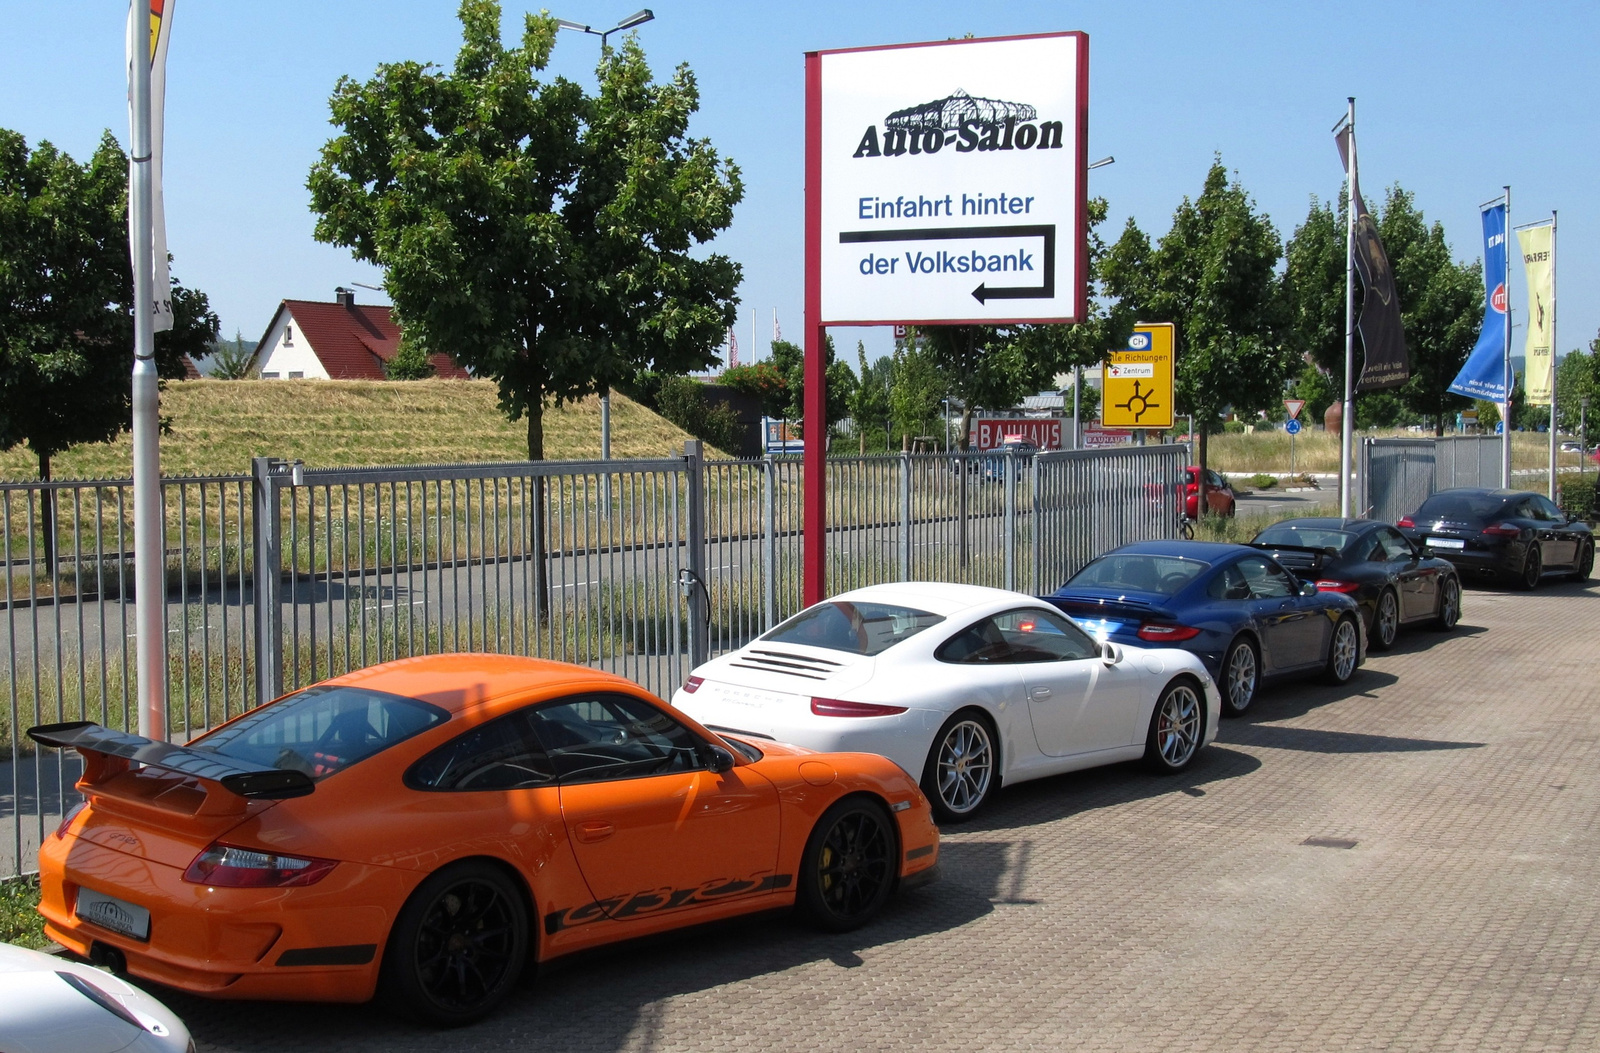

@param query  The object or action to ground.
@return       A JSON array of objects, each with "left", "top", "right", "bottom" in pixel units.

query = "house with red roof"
[{"left": 248, "top": 288, "right": 468, "bottom": 380}]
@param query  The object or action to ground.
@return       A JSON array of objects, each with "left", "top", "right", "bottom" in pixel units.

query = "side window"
[
  {"left": 1378, "top": 528, "right": 1414, "bottom": 560},
  {"left": 407, "top": 709, "right": 554, "bottom": 791},
  {"left": 1532, "top": 496, "right": 1564, "bottom": 522},
  {"left": 1237, "top": 556, "right": 1296, "bottom": 599},
  {"left": 937, "top": 610, "right": 1097, "bottom": 663},
  {"left": 527, "top": 694, "right": 703, "bottom": 784},
  {"left": 1513, "top": 498, "right": 1542, "bottom": 521},
  {"left": 1206, "top": 470, "right": 1226, "bottom": 489},
  {"left": 1208, "top": 563, "right": 1252, "bottom": 601}
]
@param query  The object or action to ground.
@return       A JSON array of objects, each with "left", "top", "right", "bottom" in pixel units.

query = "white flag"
[{"left": 127, "top": 0, "right": 176, "bottom": 332}]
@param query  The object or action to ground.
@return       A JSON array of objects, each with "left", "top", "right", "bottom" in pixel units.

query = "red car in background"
[{"left": 1184, "top": 467, "right": 1237, "bottom": 519}]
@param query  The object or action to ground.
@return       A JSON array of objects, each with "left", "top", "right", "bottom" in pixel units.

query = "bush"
[
  {"left": 656, "top": 375, "right": 744, "bottom": 455},
  {"left": 1560, "top": 475, "right": 1596, "bottom": 522},
  {"left": 1248, "top": 473, "right": 1277, "bottom": 489},
  {"left": 1223, "top": 420, "right": 1247, "bottom": 434}
]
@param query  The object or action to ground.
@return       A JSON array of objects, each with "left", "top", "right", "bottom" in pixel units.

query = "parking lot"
[{"left": 157, "top": 575, "right": 1599, "bottom": 1052}]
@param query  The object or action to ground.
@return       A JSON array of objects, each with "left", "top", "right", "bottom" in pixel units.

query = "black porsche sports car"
[
  {"left": 1249, "top": 518, "right": 1461, "bottom": 650},
  {"left": 1398, "top": 488, "right": 1594, "bottom": 590}
]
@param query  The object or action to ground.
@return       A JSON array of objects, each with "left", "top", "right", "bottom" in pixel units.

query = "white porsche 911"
[{"left": 672, "top": 583, "right": 1222, "bottom": 822}]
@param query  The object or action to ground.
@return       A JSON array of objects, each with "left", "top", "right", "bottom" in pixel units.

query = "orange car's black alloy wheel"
[
  {"left": 816, "top": 808, "right": 892, "bottom": 922},
  {"left": 412, "top": 876, "right": 521, "bottom": 1016}
]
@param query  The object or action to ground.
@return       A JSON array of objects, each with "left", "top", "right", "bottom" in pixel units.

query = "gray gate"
[{"left": 1362, "top": 435, "right": 1504, "bottom": 524}]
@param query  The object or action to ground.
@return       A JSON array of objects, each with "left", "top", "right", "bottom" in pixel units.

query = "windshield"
[
  {"left": 192, "top": 685, "right": 448, "bottom": 780},
  {"left": 1253, "top": 524, "right": 1357, "bottom": 554},
  {"left": 1414, "top": 491, "right": 1509, "bottom": 522},
  {"left": 761, "top": 600, "right": 944, "bottom": 656},
  {"left": 1065, "top": 553, "right": 1209, "bottom": 596}
]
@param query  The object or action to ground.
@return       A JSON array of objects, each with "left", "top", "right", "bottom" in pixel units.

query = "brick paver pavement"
[{"left": 164, "top": 578, "right": 1600, "bottom": 1052}]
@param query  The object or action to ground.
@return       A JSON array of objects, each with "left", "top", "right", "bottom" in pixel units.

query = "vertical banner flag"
[
  {"left": 126, "top": 0, "right": 175, "bottom": 331},
  {"left": 1448, "top": 202, "right": 1508, "bottom": 401},
  {"left": 1334, "top": 125, "right": 1408, "bottom": 390},
  {"left": 1517, "top": 223, "right": 1555, "bottom": 406}
]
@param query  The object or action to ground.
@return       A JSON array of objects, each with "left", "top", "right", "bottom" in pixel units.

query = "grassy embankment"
[
  {"left": 0, "top": 379, "right": 720, "bottom": 481},
  {"left": 1205, "top": 429, "right": 1582, "bottom": 474}
]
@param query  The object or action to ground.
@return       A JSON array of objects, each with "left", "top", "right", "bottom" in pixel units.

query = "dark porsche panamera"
[
  {"left": 1397, "top": 488, "right": 1594, "bottom": 589},
  {"left": 1248, "top": 518, "right": 1462, "bottom": 651}
]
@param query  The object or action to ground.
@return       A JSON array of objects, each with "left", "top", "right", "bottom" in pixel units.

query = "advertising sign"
[
  {"left": 762, "top": 418, "right": 804, "bottom": 454},
  {"left": 813, "top": 33, "right": 1088, "bottom": 325},
  {"left": 1449, "top": 201, "right": 1509, "bottom": 402},
  {"left": 1517, "top": 222, "right": 1555, "bottom": 407},
  {"left": 1081, "top": 425, "right": 1133, "bottom": 448},
  {"left": 971, "top": 418, "right": 1062, "bottom": 451},
  {"left": 1101, "top": 322, "right": 1175, "bottom": 428}
]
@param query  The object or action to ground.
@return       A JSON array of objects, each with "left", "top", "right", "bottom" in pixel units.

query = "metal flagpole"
[
  {"left": 1548, "top": 209, "right": 1558, "bottom": 500},
  {"left": 1339, "top": 98, "right": 1356, "bottom": 518},
  {"left": 130, "top": 3, "right": 166, "bottom": 740},
  {"left": 1502, "top": 185, "right": 1512, "bottom": 487}
]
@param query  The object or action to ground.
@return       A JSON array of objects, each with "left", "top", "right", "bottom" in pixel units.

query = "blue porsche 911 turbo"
[{"left": 1041, "top": 540, "right": 1364, "bottom": 716}]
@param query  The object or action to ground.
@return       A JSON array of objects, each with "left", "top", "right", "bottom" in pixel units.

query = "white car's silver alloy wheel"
[
  {"left": 936, "top": 719, "right": 993, "bottom": 815},
  {"left": 1332, "top": 618, "right": 1359, "bottom": 681},
  {"left": 1156, "top": 684, "right": 1202, "bottom": 767},
  {"left": 1226, "top": 642, "right": 1257, "bottom": 712}
]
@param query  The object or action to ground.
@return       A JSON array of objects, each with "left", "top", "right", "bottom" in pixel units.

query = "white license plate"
[
  {"left": 76, "top": 886, "right": 150, "bottom": 941},
  {"left": 1428, "top": 538, "right": 1465, "bottom": 550}
]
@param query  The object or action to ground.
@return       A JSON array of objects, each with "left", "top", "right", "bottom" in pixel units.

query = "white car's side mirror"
[{"left": 1101, "top": 641, "right": 1123, "bottom": 666}]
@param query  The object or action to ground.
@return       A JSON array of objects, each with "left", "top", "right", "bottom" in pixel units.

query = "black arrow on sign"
[{"left": 839, "top": 223, "right": 1056, "bottom": 303}]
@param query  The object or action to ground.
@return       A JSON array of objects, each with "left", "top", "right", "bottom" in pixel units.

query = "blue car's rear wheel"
[{"left": 1220, "top": 637, "right": 1258, "bottom": 717}]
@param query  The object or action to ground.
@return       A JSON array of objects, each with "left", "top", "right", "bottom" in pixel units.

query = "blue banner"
[{"left": 1448, "top": 202, "right": 1508, "bottom": 401}]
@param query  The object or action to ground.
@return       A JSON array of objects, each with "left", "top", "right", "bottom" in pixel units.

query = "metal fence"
[
  {"left": 2, "top": 441, "right": 1184, "bottom": 876},
  {"left": 1361, "top": 435, "right": 1503, "bottom": 523}
]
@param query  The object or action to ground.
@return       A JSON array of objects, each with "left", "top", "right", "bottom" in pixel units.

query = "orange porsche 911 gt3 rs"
[{"left": 30, "top": 654, "right": 940, "bottom": 1025}]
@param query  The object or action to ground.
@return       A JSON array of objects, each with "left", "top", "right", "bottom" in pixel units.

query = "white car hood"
[{"left": 0, "top": 942, "right": 191, "bottom": 1053}]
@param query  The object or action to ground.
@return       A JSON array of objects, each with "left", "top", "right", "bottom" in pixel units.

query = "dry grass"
[
  {"left": 1206, "top": 429, "right": 1574, "bottom": 474},
  {"left": 0, "top": 380, "right": 720, "bottom": 481}
]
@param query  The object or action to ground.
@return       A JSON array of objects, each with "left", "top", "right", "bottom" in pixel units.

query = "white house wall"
[{"left": 256, "top": 312, "right": 329, "bottom": 379}]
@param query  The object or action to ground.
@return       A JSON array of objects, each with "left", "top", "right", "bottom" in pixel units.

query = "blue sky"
[{"left": 3, "top": 1, "right": 1596, "bottom": 368}]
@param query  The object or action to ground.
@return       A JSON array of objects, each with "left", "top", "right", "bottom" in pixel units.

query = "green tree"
[
  {"left": 848, "top": 341, "right": 892, "bottom": 449},
  {"left": 1105, "top": 159, "right": 1290, "bottom": 477},
  {"left": 1556, "top": 338, "right": 1600, "bottom": 444},
  {"left": 208, "top": 329, "right": 256, "bottom": 379},
  {"left": 889, "top": 333, "right": 944, "bottom": 445},
  {"left": 385, "top": 332, "right": 436, "bottom": 380},
  {"left": 768, "top": 336, "right": 854, "bottom": 434},
  {"left": 0, "top": 129, "right": 218, "bottom": 483},
  {"left": 307, "top": 1, "right": 743, "bottom": 461}
]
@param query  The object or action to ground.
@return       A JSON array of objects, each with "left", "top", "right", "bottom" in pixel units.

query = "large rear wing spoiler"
[
  {"left": 1245, "top": 542, "right": 1334, "bottom": 576},
  {"left": 27, "top": 722, "right": 314, "bottom": 800}
]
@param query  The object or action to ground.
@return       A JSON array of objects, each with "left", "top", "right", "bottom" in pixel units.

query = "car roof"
[
  {"left": 1107, "top": 539, "right": 1247, "bottom": 562},
  {"left": 1430, "top": 487, "right": 1528, "bottom": 499},
  {"left": 325, "top": 653, "right": 638, "bottom": 714},
  {"left": 827, "top": 581, "right": 1046, "bottom": 617}
]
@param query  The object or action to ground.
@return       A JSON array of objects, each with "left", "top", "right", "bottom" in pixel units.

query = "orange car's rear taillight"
[
  {"left": 183, "top": 843, "right": 337, "bottom": 888},
  {"left": 810, "top": 698, "right": 907, "bottom": 718},
  {"left": 55, "top": 801, "right": 87, "bottom": 840}
]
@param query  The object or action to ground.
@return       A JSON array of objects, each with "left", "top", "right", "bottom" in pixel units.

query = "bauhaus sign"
[{"left": 812, "top": 33, "right": 1088, "bottom": 325}]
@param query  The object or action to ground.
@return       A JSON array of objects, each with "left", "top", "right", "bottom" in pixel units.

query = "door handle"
[
  {"left": 575, "top": 820, "right": 615, "bottom": 843},
  {"left": 1030, "top": 687, "right": 1051, "bottom": 699}
]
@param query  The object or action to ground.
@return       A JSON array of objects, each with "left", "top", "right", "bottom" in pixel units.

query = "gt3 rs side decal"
[{"left": 544, "top": 873, "right": 794, "bottom": 934}]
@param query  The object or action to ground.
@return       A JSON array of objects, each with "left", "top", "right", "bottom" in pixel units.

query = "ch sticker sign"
[
  {"left": 1101, "top": 323, "right": 1175, "bottom": 429},
  {"left": 812, "top": 33, "right": 1088, "bottom": 325}
]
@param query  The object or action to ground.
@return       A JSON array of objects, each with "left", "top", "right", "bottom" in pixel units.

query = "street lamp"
[
  {"left": 1075, "top": 157, "right": 1114, "bottom": 449},
  {"left": 556, "top": 9, "right": 654, "bottom": 48},
  {"left": 556, "top": 9, "right": 655, "bottom": 486}
]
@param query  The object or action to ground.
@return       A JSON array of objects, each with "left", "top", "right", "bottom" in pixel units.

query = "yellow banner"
[{"left": 1517, "top": 223, "right": 1554, "bottom": 406}]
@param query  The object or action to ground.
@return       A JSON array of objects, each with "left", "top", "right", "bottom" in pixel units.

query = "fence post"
[
  {"left": 898, "top": 450, "right": 912, "bottom": 581},
  {"left": 683, "top": 441, "right": 709, "bottom": 668},
  {"left": 1003, "top": 448, "right": 1017, "bottom": 591},
  {"left": 762, "top": 454, "right": 777, "bottom": 631},
  {"left": 251, "top": 456, "right": 284, "bottom": 705}
]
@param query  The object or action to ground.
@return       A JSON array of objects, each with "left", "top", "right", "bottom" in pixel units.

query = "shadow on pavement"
[
  {"left": 156, "top": 842, "right": 1009, "bottom": 1053},
  {"left": 1223, "top": 723, "right": 1483, "bottom": 755},
  {"left": 954, "top": 745, "right": 1263, "bottom": 835}
]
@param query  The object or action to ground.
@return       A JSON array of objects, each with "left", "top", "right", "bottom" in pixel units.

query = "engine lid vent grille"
[{"left": 727, "top": 648, "right": 845, "bottom": 680}]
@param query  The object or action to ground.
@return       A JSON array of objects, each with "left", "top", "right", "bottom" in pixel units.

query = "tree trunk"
[
  {"left": 1196, "top": 425, "right": 1209, "bottom": 523},
  {"left": 38, "top": 451, "right": 56, "bottom": 580},
  {"left": 957, "top": 407, "right": 974, "bottom": 452}
]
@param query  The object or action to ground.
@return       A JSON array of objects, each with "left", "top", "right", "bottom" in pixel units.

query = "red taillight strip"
[
  {"left": 1314, "top": 580, "right": 1361, "bottom": 593},
  {"left": 682, "top": 676, "right": 704, "bottom": 694},
  {"left": 810, "top": 698, "right": 907, "bottom": 718},
  {"left": 183, "top": 843, "right": 338, "bottom": 887},
  {"left": 1136, "top": 622, "right": 1201, "bottom": 642}
]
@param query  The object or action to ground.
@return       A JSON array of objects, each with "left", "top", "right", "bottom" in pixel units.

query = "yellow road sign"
[{"left": 1101, "top": 322, "right": 1175, "bottom": 428}]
